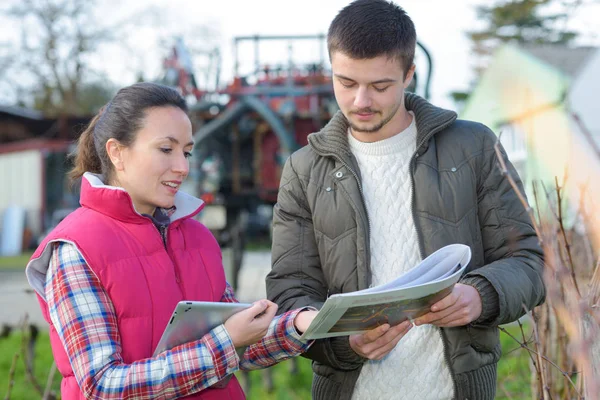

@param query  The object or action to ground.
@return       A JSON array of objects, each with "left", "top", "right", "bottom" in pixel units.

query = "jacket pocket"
[{"left": 468, "top": 325, "right": 500, "bottom": 353}]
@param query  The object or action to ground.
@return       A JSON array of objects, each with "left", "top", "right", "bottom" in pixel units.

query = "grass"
[
  {"left": 237, "top": 358, "right": 313, "bottom": 400},
  {"left": 0, "top": 252, "right": 33, "bottom": 270},
  {"left": 0, "top": 330, "right": 61, "bottom": 400},
  {"left": 497, "top": 325, "right": 533, "bottom": 399},
  {"left": 0, "top": 325, "right": 534, "bottom": 400}
]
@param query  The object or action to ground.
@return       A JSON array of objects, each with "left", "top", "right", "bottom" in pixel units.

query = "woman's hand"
[
  {"left": 293, "top": 310, "right": 318, "bottom": 334},
  {"left": 223, "top": 300, "right": 278, "bottom": 347}
]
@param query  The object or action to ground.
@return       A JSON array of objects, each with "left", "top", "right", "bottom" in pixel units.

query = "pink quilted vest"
[{"left": 27, "top": 173, "right": 246, "bottom": 400}]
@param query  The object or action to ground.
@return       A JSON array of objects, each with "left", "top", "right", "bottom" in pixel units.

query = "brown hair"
[
  {"left": 69, "top": 82, "right": 188, "bottom": 183},
  {"left": 327, "top": 0, "right": 417, "bottom": 78}
]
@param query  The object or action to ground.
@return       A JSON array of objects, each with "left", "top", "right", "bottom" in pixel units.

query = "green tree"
[
  {"left": 451, "top": 0, "right": 582, "bottom": 106},
  {"left": 470, "top": 0, "right": 579, "bottom": 75}
]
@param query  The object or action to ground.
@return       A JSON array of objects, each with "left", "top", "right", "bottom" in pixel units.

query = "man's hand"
[
  {"left": 349, "top": 320, "right": 413, "bottom": 360},
  {"left": 414, "top": 283, "right": 482, "bottom": 327}
]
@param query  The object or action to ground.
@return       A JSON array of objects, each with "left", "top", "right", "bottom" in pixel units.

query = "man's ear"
[
  {"left": 106, "top": 138, "right": 124, "bottom": 171},
  {"left": 403, "top": 64, "right": 416, "bottom": 89}
]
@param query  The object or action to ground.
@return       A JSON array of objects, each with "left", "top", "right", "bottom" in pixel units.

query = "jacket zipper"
[
  {"left": 336, "top": 158, "right": 372, "bottom": 241},
  {"left": 325, "top": 146, "right": 458, "bottom": 397},
  {"left": 410, "top": 139, "right": 458, "bottom": 399}
]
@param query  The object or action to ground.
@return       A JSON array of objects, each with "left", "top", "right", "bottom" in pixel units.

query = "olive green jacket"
[{"left": 266, "top": 93, "right": 545, "bottom": 400}]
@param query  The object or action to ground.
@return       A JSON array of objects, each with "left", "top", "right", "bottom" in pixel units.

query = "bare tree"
[
  {"left": 0, "top": 0, "right": 116, "bottom": 115},
  {"left": 1, "top": 0, "right": 222, "bottom": 116}
]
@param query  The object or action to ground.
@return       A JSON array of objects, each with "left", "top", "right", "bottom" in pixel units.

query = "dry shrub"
[{"left": 495, "top": 140, "right": 600, "bottom": 400}]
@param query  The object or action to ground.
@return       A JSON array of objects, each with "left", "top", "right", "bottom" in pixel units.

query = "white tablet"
[{"left": 153, "top": 301, "right": 252, "bottom": 356}]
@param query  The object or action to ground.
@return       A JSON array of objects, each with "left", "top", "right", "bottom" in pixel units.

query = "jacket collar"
[
  {"left": 308, "top": 93, "right": 457, "bottom": 159},
  {"left": 80, "top": 172, "right": 204, "bottom": 224}
]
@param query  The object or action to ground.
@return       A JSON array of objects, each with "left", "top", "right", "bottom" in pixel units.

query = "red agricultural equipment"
[{"left": 160, "top": 35, "right": 432, "bottom": 292}]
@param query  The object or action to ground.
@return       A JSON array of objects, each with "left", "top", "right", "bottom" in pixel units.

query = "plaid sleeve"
[
  {"left": 220, "top": 282, "right": 239, "bottom": 303},
  {"left": 219, "top": 283, "right": 313, "bottom": 370},
  {"left": 45, "top": 242, "right": 240, "bottom": 399}
]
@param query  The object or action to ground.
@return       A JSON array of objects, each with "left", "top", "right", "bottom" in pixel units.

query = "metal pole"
[
  {"left": 254, "top": 35, "right": 260, "bottom": 74},
  {"left": 416, "top": 41, "right": 433, "bottom": 100},
  {"left": 233, "top": 38, "right": 239, "bottom": 77}
]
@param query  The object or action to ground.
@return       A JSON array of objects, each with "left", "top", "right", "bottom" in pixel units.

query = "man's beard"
[{"left": 348, "top": 103, "right": 401, "bottom": 134}]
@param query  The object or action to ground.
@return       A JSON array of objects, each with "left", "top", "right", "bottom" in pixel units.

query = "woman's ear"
[{"left": 106, "top": 138, "right": 124, "bottom": 171}]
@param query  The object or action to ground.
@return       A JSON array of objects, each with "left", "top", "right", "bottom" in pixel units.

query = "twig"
[
  {"left": 532, "top": 182, "right": 543, "bottom": 231},
  {"left": 590, "top": 256, "right": 600, "bottom": 306},
  {"left": 540, "top": 181, "right": 561, "bottom": 223},
  {"left": 571, "top": 111, "right": 600, "bottom": 161},
  {"left": 554, "top": 176, "right": 581, "bottom": 296},
  {"left": 517, "top": 319, "right": 539, "bottom": 371},
  {"left": 3, "top": 353, "right": 19, "bottom": 400},
  {"left": 19, "top": 317, "right": 44, "bottom": 396},
  {"left": 42, "top": 362, "right": 57, "bottom": 400},
  {"left": 499, "top": 326, "right": 583, "bottom": 398},
  {"left": 529, "top": 307, "right": 551, "bottom": 400}
]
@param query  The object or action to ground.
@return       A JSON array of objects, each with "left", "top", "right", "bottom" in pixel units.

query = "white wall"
[
  {"left": 570, "top": 48, "right": 600, "bottom": 145},
  {"left": 0, "top": 150, "right": 43, "bottom": 235}
]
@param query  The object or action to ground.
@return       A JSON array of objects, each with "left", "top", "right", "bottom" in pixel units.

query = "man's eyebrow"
[
  {"left": 334, "top": 74, "right": 396, "bottom": 84},
  {"left": 334, "top": 74, "right": 356, "bottom": 82},
  {"left": 163, "top": 136, "right": 195, "bottom": 147},
  {"left": 370, "top": 78, "right": 397, "bottom": 84}
]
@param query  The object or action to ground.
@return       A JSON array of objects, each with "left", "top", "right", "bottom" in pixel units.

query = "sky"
[{"left": 1, "top": 0, "right": 599, "bottom": 110}]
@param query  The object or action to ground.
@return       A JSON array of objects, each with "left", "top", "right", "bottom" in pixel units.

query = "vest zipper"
[
  {"left": 159, "top": 224, "right": 181, "bottom": 284},
  {"left": 159, "top": 224, "right": 168, "bottom": 247}
]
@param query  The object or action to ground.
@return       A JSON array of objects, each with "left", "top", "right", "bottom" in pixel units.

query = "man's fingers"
[
  {"left": 414, "top": 304, "right": 459, "bottom": 326},
  {"left": 353, "top": 321, "right": 413, "bottom": 357},
  {"left": 362, "top": 323, "right": 390, "bottom": 343},
  {"left": 371, "top": 333, "right": 404, "bottom": 360},
  {"left": 367, "top": 322, "right": 413, "bottom": 360},
  {"left": 430, "top": 315, "right": 464, "bottom": 327},
  {"left": 429, "top": 308, "right": 473, "bottom": 327},
  {"left": 362, "top": 321, "right": 412, "bottom": 358},
  {"left": 431, "top": 290, "right": 461, "bottom": 312}
]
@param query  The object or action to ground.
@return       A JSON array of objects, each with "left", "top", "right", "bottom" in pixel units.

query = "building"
[
  {"left": 0, "top": 106, "right": 89, "bottom": 254},
  {"left": 460, "top": 44, "right": 600, "bottom": 234}
]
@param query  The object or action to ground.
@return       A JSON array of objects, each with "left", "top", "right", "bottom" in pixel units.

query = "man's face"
[{"left": 331, "top": 51, "right": 414, "bottom": 138}]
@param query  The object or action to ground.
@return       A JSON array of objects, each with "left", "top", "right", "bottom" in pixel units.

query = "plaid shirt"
[{"left": 46, "top": 242, "right": 311, "bottom": 399}]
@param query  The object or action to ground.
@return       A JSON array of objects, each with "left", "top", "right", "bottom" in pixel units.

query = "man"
[{"left": 266, "top": 1, "right": 545, "bottom": 399}]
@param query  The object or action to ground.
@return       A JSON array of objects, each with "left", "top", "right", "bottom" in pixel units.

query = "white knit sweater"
[{"left": 349, "top": 113, "right": 454, "bottom": 400}]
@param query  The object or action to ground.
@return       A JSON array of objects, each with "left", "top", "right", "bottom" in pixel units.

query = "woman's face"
[{"left": 110, "top": 106, "right": 194, "bottom": 215}]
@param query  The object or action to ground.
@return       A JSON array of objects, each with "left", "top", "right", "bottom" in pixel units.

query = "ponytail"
[{"left": 68, "top": 111, "right": 104, "bottom": 182}]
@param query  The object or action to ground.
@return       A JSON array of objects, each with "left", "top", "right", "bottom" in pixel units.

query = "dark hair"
[
  {"left": 69, "top": 82, "right": 188, "bottom": 183},
  {"left": 327, "top": 0, "right": 417, "bottom": 77}
]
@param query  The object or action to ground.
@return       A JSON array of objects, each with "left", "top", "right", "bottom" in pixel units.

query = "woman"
[{"left": 25, "top": 82, "right": 317, "bottom": 399}]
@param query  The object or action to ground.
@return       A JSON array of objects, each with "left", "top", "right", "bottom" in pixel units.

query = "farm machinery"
[{"left": 160, "top": 34, "right": 432, "bottom": 292}]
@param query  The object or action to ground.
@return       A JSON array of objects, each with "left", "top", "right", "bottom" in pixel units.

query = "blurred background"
[{"left": 1, "top": 0, "right": 599, "bottom": 399}]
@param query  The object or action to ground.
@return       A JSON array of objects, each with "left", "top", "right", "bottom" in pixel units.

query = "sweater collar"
[
  {"left": 80, "top": 172, "right": 204, "bottom": 224},
  {"left": 308, "top": 93, "right": 457, "bottom": 159}
]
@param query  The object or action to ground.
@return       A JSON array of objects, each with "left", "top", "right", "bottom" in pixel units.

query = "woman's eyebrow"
[{"left": 161, "top": 136, "right": 195, "bottom": 147}]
